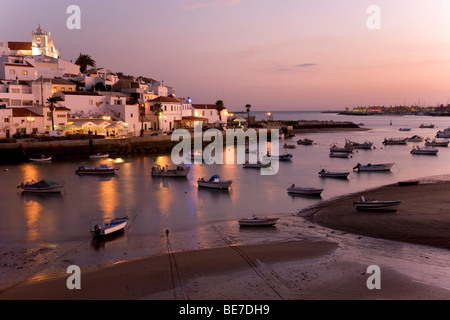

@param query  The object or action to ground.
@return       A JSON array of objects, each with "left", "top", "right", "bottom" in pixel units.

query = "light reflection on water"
[{"left": 2, "top": 113, "right": 450, "bottom": 290}]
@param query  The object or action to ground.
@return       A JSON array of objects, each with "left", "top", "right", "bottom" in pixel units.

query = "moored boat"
[
  {"left": 91, "top": 216, "right": 129, "bottom": 237},
  {"left": 329, "top": 152, "right": 350, "bottom": 158},
  {"left": 198, "top": 174, "right": 232, "bottom": 189},
  {"left": 420, "top": 124, "right": 435, "bottom": 128},
  {"left": 89, "top": 153, "right": 110, "bottom": 159},
  {"left": 297, "top": 138, "right": 313, "bottom": 145},
  {"left": 75, "top": 163, "right": 119, "bottom": 175},
  {"left": 344, "top": 140, "right": 373, "bottom": 149},
  {"left": 406, "top": 135, "right": 423, "bottom": 142},
  {"left": 353, "top": 196, "right": 401, "bottom": 212},
  {"left": 353, "top": 162, "right": 394, "bottom": 172},
  {"left": 243, "top": 161, "right": 271, "bottom": 168},
  {"left": 287, "top": 184, "right": 323, "bottom": 196},
  {"left": 318, "top": 169, "right": 350, "bottom": 178},
  {"left": 330, "top": 144, "right": 353, "bottom": 153},
  {"left": 283, "top": 143, "right": 296, "bottom": 149},
  {"left": 436, "top": 128, "right": 450, "bottom": 138},
  {"left": 424, "top": 139, "right": 449, "bottom": 147},
  {"left": 410, "top": 146, "right": 438, "bottom": 155},
  {"left": 29, "top": 155, "right": 52, "bottom": 162},
  {"left": 238, "top": 215, "right": 279, "bottom": 227},
  {"left": 399, "top": 128, "right": 411, "bottom": 131},
  {"left": 17, "top": 179, "right": 64, "bottom": 193},
  {"left": 382, "top": 137, "right": 407, "bottom": 145},
  {"left": 151, "top": 164, "right": 190, "bottom": 177}
]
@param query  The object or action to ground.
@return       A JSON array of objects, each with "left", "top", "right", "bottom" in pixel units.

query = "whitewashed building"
[{"left": 191, "top": 104, "right": 228, "bottom": 127}]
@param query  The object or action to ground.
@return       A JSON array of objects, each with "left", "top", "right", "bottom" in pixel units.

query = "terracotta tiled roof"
[
  {"left": 11, "top": 108, "right": 43, "bottom": 117},
  {"left": 149, "top": 96, "right": 181, "bottom": 103},
  {"left": 7, "top": 42, "right": 32, "bottom": 51}
]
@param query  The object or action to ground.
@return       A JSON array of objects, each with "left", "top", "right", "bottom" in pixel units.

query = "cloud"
[
  {"left": 177, "top": 0, "right": 242, "bottom": 9},
  {"left": 295, "top": 63, "right": 318, "bottom": 68}
]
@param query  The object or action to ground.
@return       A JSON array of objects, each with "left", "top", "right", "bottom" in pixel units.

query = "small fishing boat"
[
  {"left": 151, "top": 164, "right": 190, "bottom": 177},
  {"left": 436, "top": 128, "right": 450, "bottom": 138},
  {"left": 238, "top": 215, "right": 279, "bottom": 227},
  {"left": 318, "top": 169, "right": 349, "bottom": 179},
  {"left": 279, "top": 153, "right": 293, "bottom": 161},
  {"left": 297, "top": 138, "right": 313, "bottom": 145},
  {"left": 410, "top": 146, "right": 438, "bottom": 155},
  {"left": 329, "top": 152, "right": 350, "bottom": 158},
  {"left": 353, "top": 196, "right": 401, "bottom": 212},
  {"left": 353, "top": 162, "right": 394, "bottom": 172},
  {"left": 419, "top": 124, "right": 435, "bottom": 128},
  {"left": 17, "top": 179, "right": 64, "bottom": 193},
  {"left": 75, "top": 163, "right": 119, "bottom": 175},
  {"left": 424, "top": 139, "right": 449, "bottom": 147},
  {"left": 283, "top": 143, "right": 296, "bottom": 149},
  {"left": 382, "top": 137, "right": 407, "bottom": 145},
  {"left": 406, "top": 135, "right": 423, "bottom": 142},
  {"left": 243, "top": 161, "right": 271, "bottom": 168},
  {"left": 399, "top": 128, "right": 411, "bottom": 132},
  {"left": 198, "top": 174, "right": 232, "bottom": 189},
  {"left": 91, "top": 216, "right": 129, "bottom": 238},
  {"left": 29, "top": 155, "right": 52, "bottom": 162},
  {"left": 89, "top": 153, "right": 109, "bottom": 159},
  {"left": 287, "top": 184, "right": 323, "bottom": 196},
  {"left": 329, "top": 144, "right": 353, "bottom": 153},
  {"left": 344, "top": 140, "right": 373, "bottom": 149}
]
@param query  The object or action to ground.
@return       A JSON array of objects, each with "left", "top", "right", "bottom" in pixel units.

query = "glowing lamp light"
[{"left": 187, "top": 97, "right": 192, "bottom": 103}]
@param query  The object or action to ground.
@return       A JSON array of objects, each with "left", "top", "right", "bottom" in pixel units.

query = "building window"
[
  {"left": 130, "top": 113, "right": 133, "bottom": 118},
  {"left": 22, "top": 70, "right": 28, "bottom": 76},
  {"left": 89, "top": 100, "right": 93, "bottom": 105},
  {"left": 4, "top": 118, "right": 9, "bottom": 123},
  {"left": 11, "top": 88, "right": 20, "bottom": 94},
  {"left": 11, "top": 99, "right": 21, "bottom": 106},
  {"left": 9, "top": 69, "right": 15, "bottom": 75}
]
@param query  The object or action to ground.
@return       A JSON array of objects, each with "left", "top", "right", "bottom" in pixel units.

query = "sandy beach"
[{"left": 2, "top": 180, "right": 450, "bottom": 301}]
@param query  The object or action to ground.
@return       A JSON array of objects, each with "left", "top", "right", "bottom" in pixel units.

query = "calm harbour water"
[{"left": 2, "top": 111, "right": 450, "bottom": 291}]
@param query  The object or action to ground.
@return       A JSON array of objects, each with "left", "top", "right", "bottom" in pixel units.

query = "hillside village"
[{"left": 0, "top": 25, "right": 229, "bottom": 139}]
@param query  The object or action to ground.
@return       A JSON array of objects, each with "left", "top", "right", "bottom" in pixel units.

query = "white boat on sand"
[
  {"left": 151, "top": 164, "right": 190, "bottom": 177},
  {"left": 353, "top": 163, "right": 394, "bottom": 172},
  {"left": 287, "top": 184, "right": 323, "bottom": 196},
  {"left": 353, "top": 196, "right": 401, "bottom": 212},
  {"left": 238, "top": 215, "right": 279, "bottom": 227},
  {"left": 198, "top": 175, "right": 232, "bottom": 189},
  {"left": 91, "top": 216, "right": 129, "bottom": 237},
  {"left": 318, "top": 169, "right": 349, "bottom": 178}
]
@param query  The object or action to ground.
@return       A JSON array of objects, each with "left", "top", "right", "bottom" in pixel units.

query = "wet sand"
[{"left": 2, "top": 181, "right": 450, "bottom": 300}]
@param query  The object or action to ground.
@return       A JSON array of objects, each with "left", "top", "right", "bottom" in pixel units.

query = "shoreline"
[{"left": 2, "top": 179, "right": 450, "bottom": 299}]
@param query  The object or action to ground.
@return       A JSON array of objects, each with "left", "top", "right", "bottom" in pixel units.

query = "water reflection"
[{"left": 23, "top": 199, "right": 43, "bottom": 242}]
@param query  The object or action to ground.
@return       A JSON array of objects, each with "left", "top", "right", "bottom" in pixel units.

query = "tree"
[
  {"left": 46, "top": 96, "right": 58, "bottom": 131},
  {"left": 153, "top": 102, "right": 163, "bottom": 131},
  {"left": 139, "top": 103, "right": 146, "bottom": 136},
  {"left": 75, "top": 53, "right": 96, "bottom": 73},
  {"left": 245, "top": 104, "right": 252, "bottom": 126},
  {"left": 215, "top": 100, "right": 225, "bottom": 121}
]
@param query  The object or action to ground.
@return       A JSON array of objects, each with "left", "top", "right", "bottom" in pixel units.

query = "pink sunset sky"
[{"left": 1, "top": 0, "right": 450, "bottom": 111}]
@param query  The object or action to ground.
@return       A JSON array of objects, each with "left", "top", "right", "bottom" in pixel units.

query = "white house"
[
  {"left": 0, "top": 107, "right": 12, "bottom": 138},
  {"left": 10, "top": 107, "right": 44, "bottom": 135},
  {"left": 25, "top": 55, "right": 80, "bottom": 79},
  {"left": 192, "top": 104, "right": 228, "bottom": 127},
  {"left": 147, "top": 96, "right": 192, "bottom": 131},
  {"left": 0, "top": 54, "right": 38, "bottom": 81}
]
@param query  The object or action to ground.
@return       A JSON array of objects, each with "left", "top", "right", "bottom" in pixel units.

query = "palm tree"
[
  {"left": 215, "top": 100, "right": 225, "bottom": 121},
  {"left": 75, "top": 53, "right": 96, "bottom": 73},
  {"left": 245, "top": 104, "right": 252, "bottom": 126},
  {"left": 46, "top": 96, "right": 58, "bottom": 131},
  {"left": 138, "top": 103, "right": 146, "bottom": 136},
  {"left": 153, "top": 102, "right": 163, "bottom": 131}
]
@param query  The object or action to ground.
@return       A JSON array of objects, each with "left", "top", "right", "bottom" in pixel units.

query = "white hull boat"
[
  {"left": 76, "top": 163, "right": 119, "bottom": 175},
  {"left": 329, "top": 152, "right": 350, "bottom": 158},
  {"left": 91, "top": 216, "right": 129, "bottom": 237},
  {"left": 151, "top": 164, "right": 190, "bottom": 177},
  {"left": 238, "top": 216, "right": 279, "bottom": 227},
  {"left": 353, "top": 196, "right": 401, "bottom": 212},
  {"left": 318, "top": 169, "right": 349, "bottom": 178},
  {"left": 287, "top": 184, "right": 323, "bottom": 196},
  {"left": 406, "top": 135, "right": 423, "bottom": 142},
  {"left": 89, "top": 153, "right": 109, "bottom": 159},
  {"left": 330, "top": 145, "right": 353, "bottom": 153},
  {"left": 383, "top": 138, "right": 407, "bottom": 145},
  {"left": 353, "top": 163, "right": 394, "bottom": 172},
  {"left": 410, "top": 147, "right": 438, "bottom": 155},
  {"left": 29, "top": 155, "right": 52, "bottom": 162},
  {"left": 344, "top": 140, "right": 373, "bottom": 149},
  {"left": 297, "top": 138, "right": 313, "bottom": 145},
  {"left": 198, "top": 175, "right": 232, "bottom": 189}
]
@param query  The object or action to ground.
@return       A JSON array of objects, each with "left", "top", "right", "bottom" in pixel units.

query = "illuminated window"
[{"left": 22, "top": 70, "right": 28, "bottom": 76}]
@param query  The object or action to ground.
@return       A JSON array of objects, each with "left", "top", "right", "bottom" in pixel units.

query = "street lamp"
[{"left": 27, "top": 116, "right": 35, "bottom": 135}]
